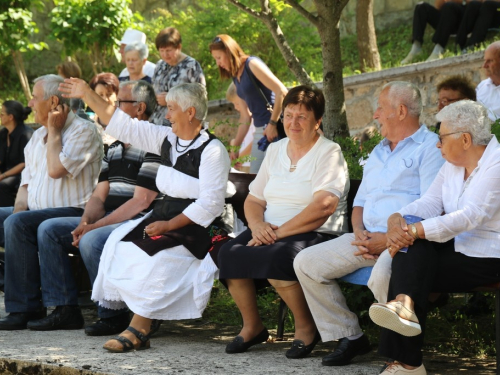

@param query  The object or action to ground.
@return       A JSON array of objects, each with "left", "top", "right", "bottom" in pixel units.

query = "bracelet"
[
  {"left": 268, "top": 119, "right": 278, "bottom": 126},
  {"left": 410, "top": 224, "right": 420, "bottom": 240}
]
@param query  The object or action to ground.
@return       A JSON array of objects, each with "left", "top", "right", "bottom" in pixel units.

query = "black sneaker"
[{"left": 27, "top": 306, "right": 84, "bottom": 331}]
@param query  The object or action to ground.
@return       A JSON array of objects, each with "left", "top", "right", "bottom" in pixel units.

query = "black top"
[{"left": 0, "top": 124, "right": 34, "bottom": 174}]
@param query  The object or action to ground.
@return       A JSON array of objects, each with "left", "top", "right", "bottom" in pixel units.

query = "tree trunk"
[
  {"left": 227, "top": 0, "right": 315, "bottom": 86},
  {"left": 314, "top": 0, "right": 350, "bottom": 138},
  {"left": 356, "top": 0, "right": 381, "bottom": 72},
  {"left": 11, "top": 51, "right": 32, "bottom": 101}
]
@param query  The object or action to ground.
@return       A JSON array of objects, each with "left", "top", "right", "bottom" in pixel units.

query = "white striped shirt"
[{"left": 21, "top": 111, "right": 103, "bottom": 210}]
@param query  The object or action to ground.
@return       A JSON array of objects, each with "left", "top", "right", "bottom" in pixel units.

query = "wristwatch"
[
  {"left": 410, "top": 224, "right": 420, "bottom": 239},
  {"left": 268, "top": 119, "right": 278, "bottom": 126}
]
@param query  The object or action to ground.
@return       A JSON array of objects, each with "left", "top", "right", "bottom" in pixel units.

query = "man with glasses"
[
  {"left": 294, "top": 81, "right": 444, "bottom": 367},
  {"left": 434, "top": 75, "right": 476, "bottom": 132},
  {"left": 25, "top": 80, "right": 162, "bottom": 335}
]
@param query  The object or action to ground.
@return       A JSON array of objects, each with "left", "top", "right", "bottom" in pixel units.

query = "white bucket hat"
[{"left": 120, "top": 29, "right": 146, "bottom": 45}]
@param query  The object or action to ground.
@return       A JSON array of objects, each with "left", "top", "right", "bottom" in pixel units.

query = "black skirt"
[{"left": 218, "top": 229, "right": 335, "bottom": 287}]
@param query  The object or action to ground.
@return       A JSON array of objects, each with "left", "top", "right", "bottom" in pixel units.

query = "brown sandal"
[{"left": 103, "top": 326, "right": 150, "bottom": 353}]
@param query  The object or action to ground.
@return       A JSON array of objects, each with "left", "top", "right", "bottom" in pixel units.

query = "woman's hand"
[
  {"left": 248, "top": 221, "right": 279, "bottom": 246},
  {"left": 59, "top": 78, "right": 91, "bottom": 99},
  {"left": 264, "top": 124, "right": 278, "bottom": 142},
  {"left": 145, "top": 220, "right": 170, "bottom": 237},
  {"left": 386, "top": 213, "right": 414, "bottom": 257},
  {"left": 156, "top": 92, "right": 167, "bottom": 106}
]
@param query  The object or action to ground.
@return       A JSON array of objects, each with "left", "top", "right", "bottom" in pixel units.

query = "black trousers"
[
  {"left": 456, "top": 1, "right": 500, "bottom": 49},
  {"left": 378, "top": 239, "right": 500, "bottom": 366},
  {"left": 0, "top": 175, "right": 20, "bottom": 207},
  {"left": 412, "top": 2, "right": 465, "bottom": 47}
]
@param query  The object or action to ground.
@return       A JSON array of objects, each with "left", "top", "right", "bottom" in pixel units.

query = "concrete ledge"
[{"left": 0, "top": 358, "right": 108, "bottom": 375}]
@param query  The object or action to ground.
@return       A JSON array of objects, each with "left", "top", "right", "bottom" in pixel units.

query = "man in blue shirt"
[{"left": 293, "top": 81, "right": 444, "bottom": 366}]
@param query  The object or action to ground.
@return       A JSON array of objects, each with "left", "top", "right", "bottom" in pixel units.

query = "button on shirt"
[
  {"left": 476, "top": 78, "right": 500, "bottom": 121},
  {"left": 399, "top": 136, "right": 500, "bottom": 258},
  {"left": 353, "top": 125, "right": 444, "bottom": 233},
  {"left": 21, "top": 111, "right": 103, "bottom": 210}
]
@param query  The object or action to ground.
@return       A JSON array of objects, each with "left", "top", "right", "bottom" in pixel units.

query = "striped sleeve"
[{"left": 136, "top": 152, "right": 161, "bottom": 192}]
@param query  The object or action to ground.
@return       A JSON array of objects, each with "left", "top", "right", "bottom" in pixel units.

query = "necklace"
[{"left": 175, "top": 132, "right": 201, "bottom": 153}]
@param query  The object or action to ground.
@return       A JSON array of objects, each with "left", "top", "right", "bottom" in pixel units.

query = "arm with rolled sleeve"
[
  {"left": 183, "top": 140, "right": 231, "bottom": 227},
  {"left": 105, "top": 109, "right": 171, "bottom": 155}
]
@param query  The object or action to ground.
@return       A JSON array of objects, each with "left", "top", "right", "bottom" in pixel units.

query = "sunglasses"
[{"left": 212, "top": 36, "right": 222, "bottom": 44}]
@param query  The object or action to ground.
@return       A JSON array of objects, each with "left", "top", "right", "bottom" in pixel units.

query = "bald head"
[{"left": 483, "top": 41, "right": 500, "bottom": 85}]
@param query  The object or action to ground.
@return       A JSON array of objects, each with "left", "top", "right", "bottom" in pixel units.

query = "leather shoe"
[
  {"left": 27, "top": 305, "right": 84, "bottom": 331},
  {"left": 85, "top": 312, "right": 130, "bottom": 336},
  {"left": 225, "top": 328, "right": 269, "bottom": 354},
  {"left": 0, "top": 310, "right": 47, "bottom": 330},
  {"left": 322, "top": 335, "right": 371, "bottom": 366},
  {"left": 286, "top": 330, "right": 321, "bottom": 359}
]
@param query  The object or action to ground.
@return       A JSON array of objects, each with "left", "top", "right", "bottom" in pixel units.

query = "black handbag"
[{"left": 244, "top": 63, "right": 286, "bottom": 140}]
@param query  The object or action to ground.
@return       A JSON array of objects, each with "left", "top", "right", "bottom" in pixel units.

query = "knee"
[
  {"left": 79, "top": 231, "right": 103, "bottom": 260},
  {"left": 37, "top": 219, "right": 58, "bottom": 244},
  {"left": 293, "top": 250, "right": 311, "bottom": 277},
  {"left": 4, "top": 212, "right": 23, "bottom": 232}
]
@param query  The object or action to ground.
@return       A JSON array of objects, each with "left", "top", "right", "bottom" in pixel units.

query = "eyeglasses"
[
  {"left": 212, "top": 36, "right": 222, "bottom": 44},
  {"left": 115, "top": 100, "right": 137, "bottom": 107},
  {"left": 436, "top": 98, "right": 463, "bottom": 106},
  {"left": 438, "top": 131, "right": 466, "bottom": 144}
]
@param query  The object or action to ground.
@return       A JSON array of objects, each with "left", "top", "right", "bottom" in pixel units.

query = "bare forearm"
[
  {"left": 1, "top": 163, "right": 25, "bottom": 178},
  {"left": 80, "top": 197, "right": 107, "bottom": 225},
  {"left": 244, "top": 200, "right": 266, "bottom": 229},
  {"left": 82, "top": 86, "right": 116, "bottom": 126},
  {"left": 46, "top": 130, "right": 68, "bottom": 178},
  {"left": 92, "top": 196, "right": 152, "bottom": 229},
  {"left": 233, "top": 119, "right": 251, "bottom": 147},
  {"left": 351, "top": 206, "right": 365, "bottom": 233},
  {"left": 13, "top": 185, "right": 28, "bottom": 213}
]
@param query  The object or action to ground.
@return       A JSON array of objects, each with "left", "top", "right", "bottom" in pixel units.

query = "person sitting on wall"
[{"left": 476, "top": 41, "right": 500, "bottom": 121}]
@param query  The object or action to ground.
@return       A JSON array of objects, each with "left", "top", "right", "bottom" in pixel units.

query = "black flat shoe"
[
  {"left": 322, "top": 335, "right": 371, "bottom": 366},
  {"left": 0, "top": 310, "right": 46, "bottom": 330},
  {"left": 27, "top": 305, "right": 84, "bottom": 331},
  {"left": 225, "top": 328, "right": 269, "bottom": 354},
  {"left": 286, "top": 330, "right": 321, "bottom": 359},
  {"left": 85, "top": 312, "right": 130, "bottom": 336}
]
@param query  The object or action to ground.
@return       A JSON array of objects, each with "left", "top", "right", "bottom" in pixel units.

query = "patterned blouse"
[{"left": 150, "top": 55, "right": 206, "bottom": 126}]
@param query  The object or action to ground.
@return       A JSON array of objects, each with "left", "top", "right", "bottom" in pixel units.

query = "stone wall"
[{"left": 206, "top": 52, "right": 486, "bottom": 138}]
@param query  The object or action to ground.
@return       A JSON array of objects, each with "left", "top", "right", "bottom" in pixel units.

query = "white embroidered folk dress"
[{"left": 91, "top": 109, "right": 232, "bottom": 320}]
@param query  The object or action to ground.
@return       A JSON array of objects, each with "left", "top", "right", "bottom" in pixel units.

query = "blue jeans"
[
  {"left": 38, "top": 215, "right": 129, "bottom": 318},
  {"left": 1, "top": 206, "right": 83, "bottom": 313}
]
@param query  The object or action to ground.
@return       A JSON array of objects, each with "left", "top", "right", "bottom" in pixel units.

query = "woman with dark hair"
[
  {"left": 150, "top": 27, "right": 206, "bottom": 126},
  {"left": 0, "top": 101, "right": 33, "bottom": 206},
  {"left": 210, "top": 34, "right": 288, "bottom": 173},
  {"left": 218, "top": 86, "right": 349, "bottom": 358}
]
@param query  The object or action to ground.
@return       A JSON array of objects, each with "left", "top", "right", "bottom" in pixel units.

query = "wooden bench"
[{"left": 227, "top": 173, "right": 500, "bottom": 373}]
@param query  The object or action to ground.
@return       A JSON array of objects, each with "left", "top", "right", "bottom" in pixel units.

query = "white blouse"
[
  {"left": 106, "top": 109, "right": 232, "bottom": 227},
  {"left": 249, "top": 136, "right": 349, "bottom": 235},
  {"left": 399, "top": 136, "right": 500, "bottom": 258}
]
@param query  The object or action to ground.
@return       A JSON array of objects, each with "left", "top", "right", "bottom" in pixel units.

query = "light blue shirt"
[{"left": 353, "top": 125, "right": 444, "bottom": 233}]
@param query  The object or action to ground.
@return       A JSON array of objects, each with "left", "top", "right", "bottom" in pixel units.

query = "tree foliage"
[{"left": 50, "top": 0, "right": 136, "bottom": 74}]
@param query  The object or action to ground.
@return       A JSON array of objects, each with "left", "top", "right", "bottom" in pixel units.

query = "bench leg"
[
  {"left": 496, "top": 290, "right": 500, "bottom": 375},
  {"left": 276, "top": 298, "right": 288, "bottom": 341}
]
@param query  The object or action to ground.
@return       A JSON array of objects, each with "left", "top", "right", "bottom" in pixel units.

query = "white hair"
[
  {"left": 124, "top": 41, "right": 149, "bottom": 60},
  {"left": 436, "top": 100, "right": 492, "bottom": 145},
  {"left": 33, "top": 74, "right": 69, "bottom": 105},
  {"left": 382, "top": 81, "right": 422, "bottom": 118},
  {"left": 166, "top": 83, "right": 208, "bottom": 121}
]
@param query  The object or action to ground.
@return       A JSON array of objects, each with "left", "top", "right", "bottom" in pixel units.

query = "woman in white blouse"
[
  {"left": 59, "top": 80, "right": 232, "bottom": 353},
  {"left": 368, "top": 100, "right": 500, "bottom": 375},
  {"left": 218, "top": 86, "right": 349, "bottom": 359}
]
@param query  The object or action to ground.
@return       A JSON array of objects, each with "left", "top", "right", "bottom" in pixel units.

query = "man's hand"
[
  {"left": 264, "top": 124, "right": 278, "bottom": 142},
  {"left": 145, "top": 220, "right": 170, "bottom": 237},
  {"left": 248, "top": 221, "right": 279, "bottom": 245},
  {"left": 71, "top": 221, "right": 96, "bottom": 247},
  {"left": 352, "top": 231, "right": 388, "bottom": 259},
  {"left": 386, "top": 213, "right": 414, "bottom": 257},
  {"left": 59, "top": 78, "right": 92, "bottom": 99},
  {"left": 48, "top": 104, "right": 70, "bottom": 132}
]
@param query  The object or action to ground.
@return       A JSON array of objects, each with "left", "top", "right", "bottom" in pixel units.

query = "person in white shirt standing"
[
  {"left": 370, "top": 100, "right": 500, "bottom": 375},
  {"left": 0, "top": 74, "right": 103, "bottom": 330},
  {"left": 118, "top": 28, "right": 157, "bottom": 81},
  {"left": 476, "top": 41, "right": 500, "bottom": 121}
]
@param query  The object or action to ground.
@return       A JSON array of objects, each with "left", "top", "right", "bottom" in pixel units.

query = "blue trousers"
[
  {"left": 0, "top": 206, "right": 83, "bottom": 313},
  {"left": 38, "top": 215, "right": 129, "bottom": 318}
]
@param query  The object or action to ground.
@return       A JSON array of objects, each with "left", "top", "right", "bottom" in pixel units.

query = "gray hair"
[
  {"left": 382, "top": 81, "right": 422, "bottom": 118},
  {"left": 119, "top": 80, "right": 157, "bottom": 118},
  {"left": 166, "top": 83, "right": 208, "bottom": 121},
  {"left": 33, "top": 74, "right": 69, "bottom": 105},
  {"left": 436, "top": 100, "right": 492, "bottom": 145},
  {"left": 124, "top": 41, "right": 149, "bottom": 60}
]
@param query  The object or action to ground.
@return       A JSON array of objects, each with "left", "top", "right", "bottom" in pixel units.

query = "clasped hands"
[
  {"left": 248, "top": 221, "right": 280, "bottom": 246},
  {"left": 385, "top": 213, "right": 415, "bottom": 257}
]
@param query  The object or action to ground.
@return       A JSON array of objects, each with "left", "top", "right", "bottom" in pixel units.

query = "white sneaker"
[
  {"left": 369, "top": 301, "right": 421, "bottom": 337},
  {"left": 425, "top": 52, "right": 443, "bottom": 62},
  {"left": 382, "top": 361, "right": 427, "bottom": 374}
]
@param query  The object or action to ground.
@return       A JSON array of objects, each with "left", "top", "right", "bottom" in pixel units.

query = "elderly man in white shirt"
[
  {"left": 0, "top": 74, "right": 103, "bottom": 330},
  {"left": 370, "top": 100, "right": 500, "bottom": 375},
  {"left": 476, "top": 41, "right": 500, "bottom": 121}
]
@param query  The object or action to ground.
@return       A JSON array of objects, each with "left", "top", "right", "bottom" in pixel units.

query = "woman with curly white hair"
[{"left": 368, "top": 100, "right": 500, "bottom": 374}]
